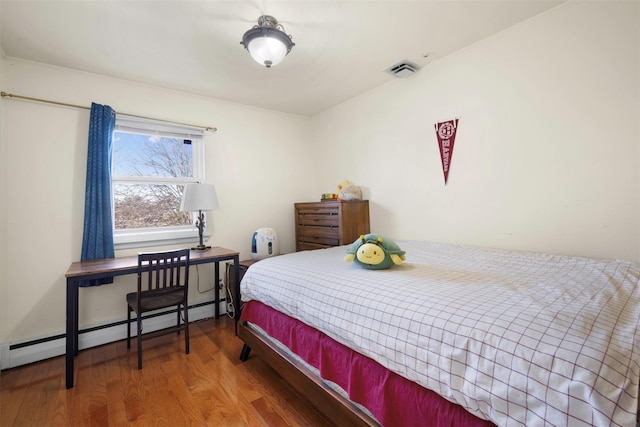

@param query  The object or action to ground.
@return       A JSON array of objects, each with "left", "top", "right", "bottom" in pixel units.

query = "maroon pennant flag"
[{"left": 434, "top": 118, "right": 459, "bottom": 184}]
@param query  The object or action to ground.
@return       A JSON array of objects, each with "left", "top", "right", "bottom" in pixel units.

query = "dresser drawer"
[
  {"left": 297, "top": 224, "right": 339, "bottom": 239},
  {"left": 296, "top": 240, "right": 337, "bottom": 251},
  {"left": 296, "top": 229, "right": 340, "bottom": 247},
  {"left": 296, "top": 207, "right": 339, "bottom": 227}
]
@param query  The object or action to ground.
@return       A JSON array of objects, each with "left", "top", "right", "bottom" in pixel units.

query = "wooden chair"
[{"left": 126, "top": 248, "right": 190, "bottom": 369}]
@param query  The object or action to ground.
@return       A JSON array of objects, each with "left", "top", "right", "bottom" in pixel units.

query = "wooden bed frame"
[
  {"left": 239, "top": 320, "right": 640, "bottom": 427},
  {"left": 238, "top": 320, "right": 380, "bottom": 426}
]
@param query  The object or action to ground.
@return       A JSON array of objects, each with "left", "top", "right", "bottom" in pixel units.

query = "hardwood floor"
[{"left": 0, "top": 316, "right": 335, "bottom": 426}]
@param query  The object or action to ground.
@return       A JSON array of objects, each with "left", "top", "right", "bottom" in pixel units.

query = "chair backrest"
[{"left": 137, "top": 249, "right": 190, "bottom": 294}]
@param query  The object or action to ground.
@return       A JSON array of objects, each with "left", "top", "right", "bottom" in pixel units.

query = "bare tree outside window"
[{"left": 113, "top": 133, "right": 194, "bottom": 229}]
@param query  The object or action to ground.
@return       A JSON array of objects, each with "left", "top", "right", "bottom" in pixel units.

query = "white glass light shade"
[
  {"left": 240, "top": 16, "right": 295, "bottom": 68},
  {"left": 247, "top": 36, "right": 288, "bottom": 68},
  {"left": 180, "top": 183, "right": 219, "bottom": 212}
]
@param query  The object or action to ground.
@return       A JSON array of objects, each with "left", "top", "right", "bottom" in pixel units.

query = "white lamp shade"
[
  {"left": 180, "top": 183, "right": 219, "bottom": 212},
  {"left": 247, "top": 36, "right": 288, "bottom": 67}
]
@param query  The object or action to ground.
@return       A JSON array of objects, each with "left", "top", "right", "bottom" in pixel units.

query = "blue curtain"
[{"left": 80, "top": 103, "right": 116, "bottom": 287}]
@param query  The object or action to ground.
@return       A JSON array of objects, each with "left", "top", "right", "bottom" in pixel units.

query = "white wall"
[
  {"left": 0, "top": 59, "right": 314, "bottom": 349},
  {"left": 311, "top": 0, "right": 639, "bottom": 262}
]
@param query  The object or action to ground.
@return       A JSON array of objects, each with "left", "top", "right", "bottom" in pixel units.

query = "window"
[{"left": 112, "top": 115, "right": 205, "bottom": 249}]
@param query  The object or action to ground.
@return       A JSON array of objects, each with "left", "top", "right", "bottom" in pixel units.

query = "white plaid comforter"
[{"left": 240, "top": 241, "right": 640, "bottom": 427}]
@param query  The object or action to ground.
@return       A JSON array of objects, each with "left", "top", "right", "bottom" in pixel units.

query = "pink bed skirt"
[{"left": 241, "top": 300, "right": 495, "bottom": 427}]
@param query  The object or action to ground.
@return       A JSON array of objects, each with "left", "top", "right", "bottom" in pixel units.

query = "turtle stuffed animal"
[{"left": 345, "top": 234, "right": 406, "bottom": 270}]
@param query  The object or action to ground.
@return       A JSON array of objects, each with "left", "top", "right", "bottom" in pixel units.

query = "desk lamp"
[{"left": 180, "top": 183, "right": 219, "bottom": 251}]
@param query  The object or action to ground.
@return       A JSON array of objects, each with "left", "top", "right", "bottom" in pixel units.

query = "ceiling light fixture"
[{"left": 240, "top": 15, "right": 295, "bottom": 68}]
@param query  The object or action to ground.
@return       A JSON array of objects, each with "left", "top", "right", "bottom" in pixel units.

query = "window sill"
[{"left": 114, "top": 227, "right": 206, "bottom": 251}]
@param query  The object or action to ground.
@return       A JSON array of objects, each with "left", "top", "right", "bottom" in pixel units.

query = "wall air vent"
[{"left": 384, "top": 60, "right": 421, "bottom": 78}]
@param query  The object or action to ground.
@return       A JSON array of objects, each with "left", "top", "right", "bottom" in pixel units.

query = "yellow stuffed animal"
[
  {"left": 345, "top": 234, "right": 406, "bottom": 270},
  {"left": 337, "top": 180, "right": 362, "bottom": 201}
]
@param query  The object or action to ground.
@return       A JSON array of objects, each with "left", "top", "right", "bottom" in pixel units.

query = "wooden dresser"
[{"left": 294, "top": 200, "right": 370, "bottom": 251}]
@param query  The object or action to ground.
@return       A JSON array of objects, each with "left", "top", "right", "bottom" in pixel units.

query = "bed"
[{"left": 237, "top": 240, "right": 640, "bottom": 426}]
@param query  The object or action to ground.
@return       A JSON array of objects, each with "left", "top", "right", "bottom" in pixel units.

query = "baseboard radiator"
[{"left": 0, "top": 300, "right": 226, "bottom": 370}]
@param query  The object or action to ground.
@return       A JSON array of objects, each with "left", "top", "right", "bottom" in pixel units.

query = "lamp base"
[{"left": 191, "top": 245, "right": 211, "bottom": 251}]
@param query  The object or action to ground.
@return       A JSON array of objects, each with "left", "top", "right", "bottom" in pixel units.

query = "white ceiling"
[{"left": 0, "top": 0, "right": 565, "bottom": 116}]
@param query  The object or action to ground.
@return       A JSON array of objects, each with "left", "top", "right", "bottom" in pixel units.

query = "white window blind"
[{"left": 114, "top": 114, "right": 205, "bottom": 140}]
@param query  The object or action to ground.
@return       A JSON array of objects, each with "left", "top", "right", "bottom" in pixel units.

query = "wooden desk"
[{"left": 65, "top": 247, "right": 239, "bottom": 389}]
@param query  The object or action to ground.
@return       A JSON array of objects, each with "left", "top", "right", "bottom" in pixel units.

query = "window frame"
[{"left": 111, "top": 115, "right": 206, "bottom": 250}]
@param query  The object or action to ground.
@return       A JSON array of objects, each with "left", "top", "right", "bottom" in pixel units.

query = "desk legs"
[
  {"left": 233, "top": 258, "right": 240, "bottom": 334},
  {"left": 65, "top": 278, "right": 79, "bottom": 389},
  {"left": 214, "top": 262, "right": 220, "bottom": 319}
]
